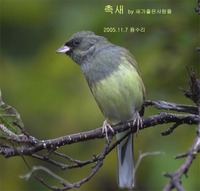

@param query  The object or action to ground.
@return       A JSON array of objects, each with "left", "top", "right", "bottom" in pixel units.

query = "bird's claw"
[
  {"left": 102, "top": 119, "right": 114, "bottom": 142},
  {"left": 133, "top": 111, "right": 143, "bottom": 136}
]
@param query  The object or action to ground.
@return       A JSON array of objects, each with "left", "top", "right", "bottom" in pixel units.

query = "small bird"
[{"left": 56, "top": 31, "right": 145, "bottom": 189}]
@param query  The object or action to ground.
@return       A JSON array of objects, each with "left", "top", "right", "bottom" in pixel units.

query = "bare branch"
[
  {"left": 134, "top": 151, "right": 165, "bottom": 175},
  {"left": 162, "top": 66, "right": 200, "bottom": 191},
  {"left": 0, "top": 112, "right": 198, "bottom": 158},
  {"left": 144, "top": 100, "right": 198, "bottom": 114},
  {"left": 163, "top": 133, "right": 199, "bottom": 191}
]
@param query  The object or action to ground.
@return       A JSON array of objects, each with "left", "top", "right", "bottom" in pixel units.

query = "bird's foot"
[
  {"left": 102, "top": 119, "right": 114, "bottom": 142},
  {"left": 133, "top": 111, "right": 143, "bottom": 136}
]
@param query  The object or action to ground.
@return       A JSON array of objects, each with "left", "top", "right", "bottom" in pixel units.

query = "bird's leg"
[
  {"left": 102, "top": 119, "right": 114, "bottom": 142},
  {"left": 133, "top": 111, "right": 143, "bottom": 135}
]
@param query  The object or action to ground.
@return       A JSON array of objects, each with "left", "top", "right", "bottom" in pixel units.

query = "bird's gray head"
[{"left": 56, "top": 31, "right": 107, "bottom": 65}]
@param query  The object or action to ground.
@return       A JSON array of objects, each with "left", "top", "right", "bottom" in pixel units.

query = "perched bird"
[{"left": 56, "top": 31, "right": 145, "bottom": 189}]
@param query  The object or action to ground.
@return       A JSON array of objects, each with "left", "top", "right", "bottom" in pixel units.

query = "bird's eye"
[{"left": 73, "top": 38, "right": 81, "bottom": 46}]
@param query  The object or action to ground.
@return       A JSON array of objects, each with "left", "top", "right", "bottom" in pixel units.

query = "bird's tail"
[{"left": 116, "top": 132, "right": 134, "bottom": 189}]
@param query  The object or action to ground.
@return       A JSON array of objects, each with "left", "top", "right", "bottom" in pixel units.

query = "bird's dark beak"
[{"left": 56, "top": 45, "right": 70, "bottom": 53}]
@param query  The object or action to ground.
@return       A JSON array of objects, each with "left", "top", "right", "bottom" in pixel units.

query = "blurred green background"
[{"left": 0, "top": 0, "right": 199, "bottom": 190}]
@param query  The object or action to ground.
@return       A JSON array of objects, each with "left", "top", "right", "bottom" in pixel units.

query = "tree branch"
[
  {"left": 0, "top": 111, "right": 198, "bottom": 158},
  {"left": 162, "top": 66, "right": 200, "bottom": 191},
  {"left": 163, "top": 122, "right": 200, "bottom": 191}
]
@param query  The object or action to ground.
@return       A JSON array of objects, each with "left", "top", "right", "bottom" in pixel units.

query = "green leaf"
[{"left": 0, "top": 89, "right": 24, "bottom": 135}]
